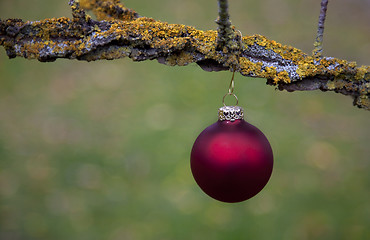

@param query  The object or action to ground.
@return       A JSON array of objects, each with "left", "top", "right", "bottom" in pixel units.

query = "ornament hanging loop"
[
  {"left": 222, "top": 93, "right": 239, "bottom": 107},
  {"left": 222, "top": 70, "right": 238, "bottom": 106}
]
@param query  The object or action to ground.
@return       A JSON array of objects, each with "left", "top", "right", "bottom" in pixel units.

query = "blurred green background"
[{"left": 0, "top": 0, "right": 369, "bottom": 239}]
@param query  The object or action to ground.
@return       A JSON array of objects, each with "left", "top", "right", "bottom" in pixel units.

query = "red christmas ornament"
[{"left": 191, "top": 105, "right": 273, "bottom": 203}]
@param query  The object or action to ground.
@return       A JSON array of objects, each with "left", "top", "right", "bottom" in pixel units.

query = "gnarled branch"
[{"left": 0, "top": 0, "right": 369, "bottom": 109}]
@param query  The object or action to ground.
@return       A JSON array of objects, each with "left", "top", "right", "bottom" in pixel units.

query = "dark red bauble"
[{"left": 191, "top": 119, "right": 273, "bottom": 203}]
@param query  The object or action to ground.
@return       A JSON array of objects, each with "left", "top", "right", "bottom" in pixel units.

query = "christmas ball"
[{"left": 190, "top": 106, "right": 273, "bottom": 203}]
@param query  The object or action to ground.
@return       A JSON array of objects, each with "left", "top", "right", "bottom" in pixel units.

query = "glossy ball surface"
[{"left": 191, "top": 119, "right": 273, "bottom": 203}]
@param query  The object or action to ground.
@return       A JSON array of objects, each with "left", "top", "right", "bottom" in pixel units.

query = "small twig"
[
  {"left": 313, "top": 0, "right": 329, "bottom": 58},
  {"left": 216, "top": 0, "right": 232, "bottom": 33},
  {"left": 69, "top": 0, "right": 89, "bottom": 21},
  {"left": 215, "top": 0, "right": 240, "bottom": 52}
]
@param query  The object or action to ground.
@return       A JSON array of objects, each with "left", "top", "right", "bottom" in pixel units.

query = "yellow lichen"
[
  {"left": 2, "top": 12, "right": 369, "bottom": 95},
  {"left": 265, "top": 66, "right": 277, "bottom": 81},
  {"left": 276, "top": 71, "right": 290, "bottom": 84},
  {"left": 243, "top": 34, "right": 306, "bottom": 65},
  {"left": 239, "top": 57, "right": 263, "bottom": 77},
  {"left": 297, "top": 62, "right": 318, "bottom": 78},
  {"left": 80, "top": 0, "right": 138, "bottom": 21},
  {"left": 167, "top": 51, "right": 194, "bottom": 66},
  {"left": 355, "top": 66, "right": 369, "bottom": 81},
  {"left": 326, "top": 81, "right": 336, "bottom": 90},
  {"left": 355, "top": 95, "right": 370, "bottom": 110}
]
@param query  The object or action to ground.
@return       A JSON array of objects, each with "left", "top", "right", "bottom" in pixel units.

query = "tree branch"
[
  {"left": 312, "top": 0, "right": 329, "bottom": 58},
  {"left": 0, "top": 0, "right": 369, "bottom": 110},
  {"left": 79, "top": 0, "right": 139, "bottom": 21}
]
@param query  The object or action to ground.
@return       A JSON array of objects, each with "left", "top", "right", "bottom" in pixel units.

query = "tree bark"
[{"left": 0, "top": 0, "right": 369, "bottom": 109}]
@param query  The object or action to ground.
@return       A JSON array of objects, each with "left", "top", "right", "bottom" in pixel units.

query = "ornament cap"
[{"left": 218, "top": 106, "right": 244, "bottom": 121}]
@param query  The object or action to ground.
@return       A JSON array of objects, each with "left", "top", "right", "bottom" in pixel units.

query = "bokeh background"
[{"left": 0, "top": 0, "right": 369, "bottom": 239}]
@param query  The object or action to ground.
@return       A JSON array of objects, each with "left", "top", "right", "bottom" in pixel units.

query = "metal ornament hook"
[
  {"left": 222, "top": 70, "right": 238, "bottom": 106},
  {"left": 228, "top": 70, "right": 235, "bottom": 94},
  {"left": 222, "top": 93, "right": 239, "bottom": 107}
]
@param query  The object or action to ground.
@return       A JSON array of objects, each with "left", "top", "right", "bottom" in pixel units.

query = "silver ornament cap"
[{"left": 218, "top": 106, "right": 244, "bottom": 121}]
